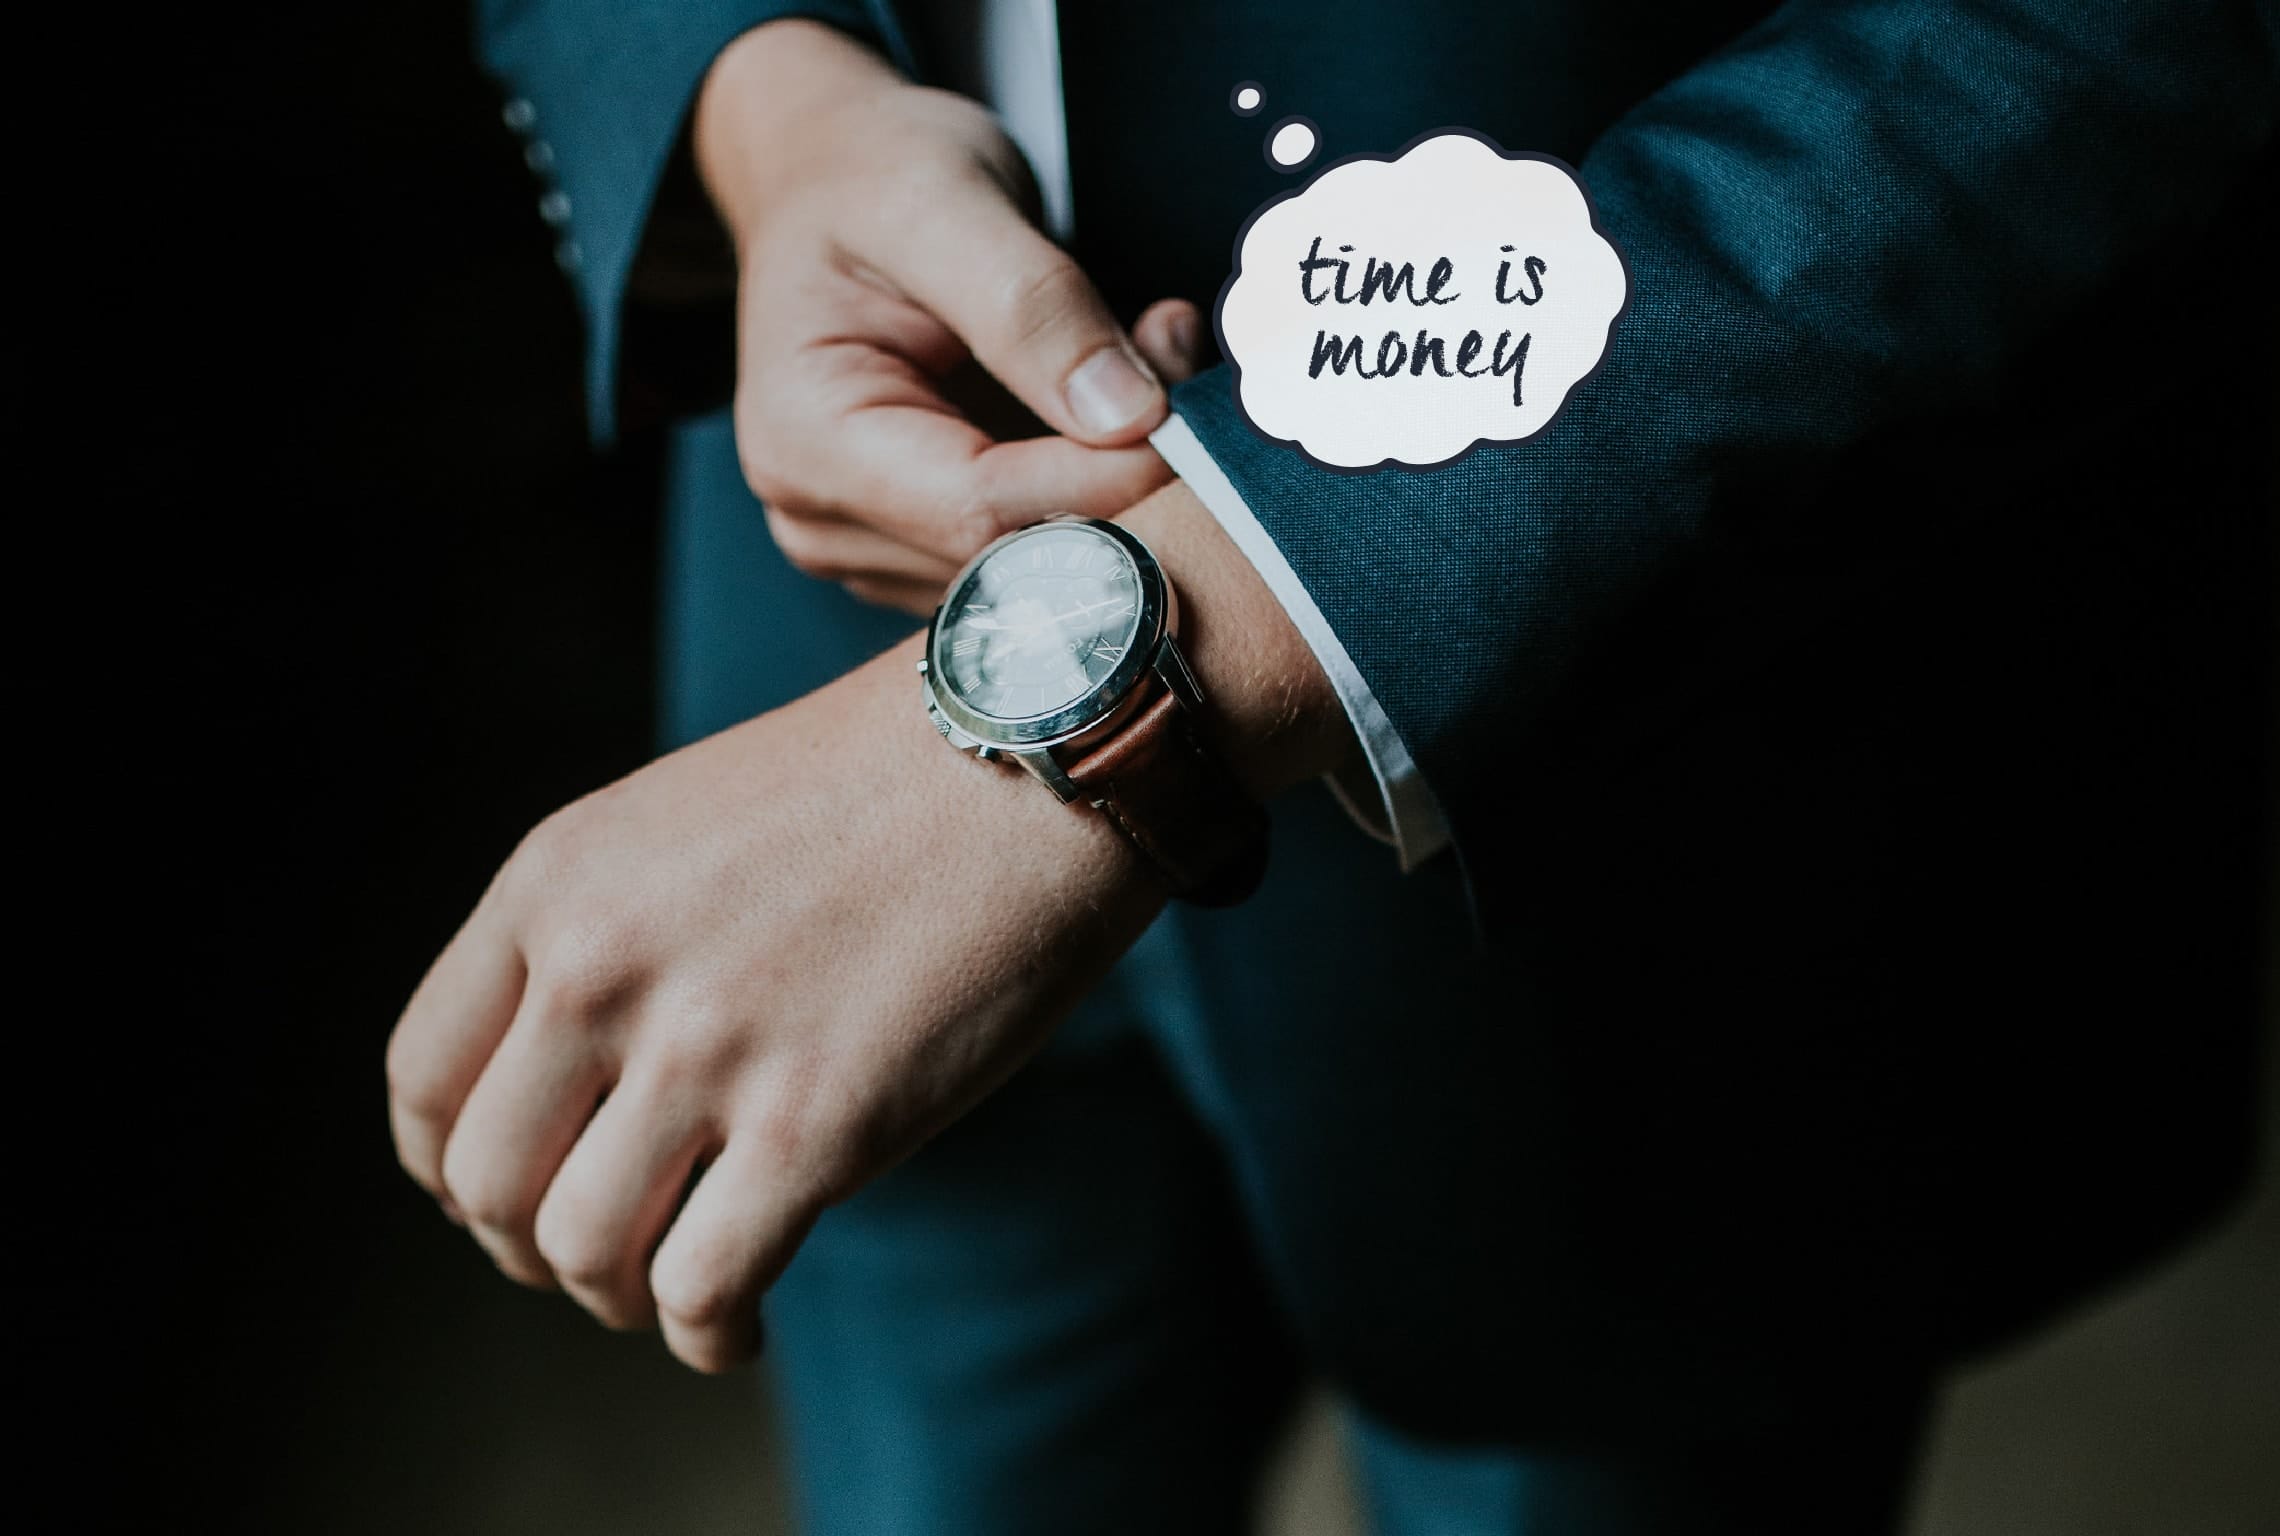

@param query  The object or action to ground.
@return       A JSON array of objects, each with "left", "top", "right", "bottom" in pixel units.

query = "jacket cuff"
[
  {"left": 478, "top": 0, "right": 902, "bottom": 443},
  {"left": 1152, "top": 413, "right": 1452, "bottom": 870}
]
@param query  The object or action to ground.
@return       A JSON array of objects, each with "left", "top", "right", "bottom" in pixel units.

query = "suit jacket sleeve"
[
  {"left": 1170, "top": 0, "right": 2277, "bottom": 903},
  {"left": 474, "top": 0, "right": 912, "bottom": 441}
]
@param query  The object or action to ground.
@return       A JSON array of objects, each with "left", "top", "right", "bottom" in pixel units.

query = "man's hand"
[
  {"left": 695, "top": 20, "right": 1208, "bottom": 613},
  {"left": 386, "top": 483, "right": 1351, "bottom": 1372},
  {"left": 387, "top": 634, "right": 1157, "bottom": 1373}
]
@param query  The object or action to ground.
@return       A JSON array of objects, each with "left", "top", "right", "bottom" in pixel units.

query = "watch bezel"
[{"left": 925, "top": 517, "right": 1172, "bottom": 751}]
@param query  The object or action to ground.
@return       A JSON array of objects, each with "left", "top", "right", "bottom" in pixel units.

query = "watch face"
[{"left": 935, "top": 521, "right": 1152, "bottom": 730}]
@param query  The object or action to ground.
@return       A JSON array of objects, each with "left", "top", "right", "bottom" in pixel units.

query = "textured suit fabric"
[
  {"left": 1151, "top": 0, "right": 2278, "bottom": 903},
  {"left": 475, "top": 0, "right": 913, "bottom": 437},
  {"left": 482, "top": 0, "right": 2276, "bottom": 1451}
]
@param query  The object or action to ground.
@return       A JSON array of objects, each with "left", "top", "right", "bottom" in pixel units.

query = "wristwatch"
[{"left": 920, "top": 516, "right": 1268, "bottom": 906}]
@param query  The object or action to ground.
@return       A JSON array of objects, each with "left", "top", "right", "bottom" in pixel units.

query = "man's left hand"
[{"left": 385, "top": 482, "right": 1350, "bottom": 1371}]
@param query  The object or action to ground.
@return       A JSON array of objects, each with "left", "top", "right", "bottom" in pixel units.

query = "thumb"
[
  {"left": 887, "top": 193, "right": 1166, "bottom": 446},
  {"left": 1131, "top": 299, "right": 1210, "bottom": 385}
]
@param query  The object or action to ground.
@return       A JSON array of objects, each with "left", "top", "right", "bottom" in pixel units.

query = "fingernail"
[
  {"left": 1169, "top": 310, "right": 1200, "bottom": 363},
  {"left": 1065, "top": 344, "right": 1162, "bottom": 436}
]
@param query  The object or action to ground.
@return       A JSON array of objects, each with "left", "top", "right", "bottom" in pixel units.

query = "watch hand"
[
  {"left": 1051, "top": 598, "right": 1132, "bottom": 624},
  {"left": 991, "top": 603, "right": 1119, "bottom": 643}
]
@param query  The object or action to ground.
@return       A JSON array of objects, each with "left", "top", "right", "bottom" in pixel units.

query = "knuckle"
[
  {"left": 752, "top": 1110, "right": 816, "bottom": 1184},
  {"left": 650, "top": 1255, "right": 744, "bottom": 1336},
  {"left": 485, "top": 1241, "right": 556, "bottom": 1291},
  {"left": 441, "top": 1164, "right": 525, "bottom": 1239},
  {"left": 943, "top": 480, "right": 1014, "bottom": 561},
  {"left": 585, "top": 1293, "right": 654, "bottom": 1333},
  {"left": 745, "top": 464, "right": 796, "bottom": 513},
  {"left": 383, "top": 1036, "right": 443, "bottom": 1123},
  {"left": 671, "top": 1336, "right": 746, "bottom": 1375},
  {"left": 731, "top": 402, "right": 801, "bottom": 511},
  {"left": 533, "top": 1206, "right": 626, "bottom": 1307},
  {"left": 792, "top": 1105, "right": 886, "bottom": 1203},
  {"left": 763, "top": 510, "right": 840, "bottom": 580},
  {"left": 499, "top": 804, "right": 580, "bottom": 904},
  {"left": 995, "top": 255, "right": 1094, "bottom": 354},
  {"left": 527, "top": 914, "right": 640, "bottom": 1023},
  {"left": 841, "top": 578, "right": 919, "bottom": 614},
  {"left": 746, "top": 464, "right": 799, "bottom": 515},
  {"left": 530, "top": 1204, "right": 602, "bottom": 1285},
  {"left": 746, "top": 1071, "right": 868, "bottom": 1199},
  {"left": 391, "top": 1132, "right": 440, "bottom": 1192},
  {"left": 646, "top": 992, "right": 755, "bottom": 1088}
]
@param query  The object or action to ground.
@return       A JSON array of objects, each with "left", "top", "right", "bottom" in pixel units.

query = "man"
[{"left": 390, "top": 2, "right": 2276, "bottom": 1530}]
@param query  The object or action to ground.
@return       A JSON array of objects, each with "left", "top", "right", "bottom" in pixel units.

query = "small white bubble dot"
[
  {"left": 1268, "top": 120, "right": 1318, "bottom": 169},
  {"left": 1235, "top": 86, "right": 1261, "bottom": 111}
]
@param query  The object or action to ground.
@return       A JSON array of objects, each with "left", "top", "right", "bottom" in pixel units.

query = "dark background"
[
  {"left": 73, "top": 3, "right": 702, "bottom": 1521},
  {"left": 53, "top": 4, "right": 2276, "bottom": 1530}
]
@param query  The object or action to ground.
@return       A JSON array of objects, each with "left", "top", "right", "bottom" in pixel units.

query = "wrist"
[
  {"left": 1113, "top": 481, "right": 1356, "bottom": 802},
  {"left": 862, "top": 633, "right": 1157, "bottom": 908},
  {"left": 693, "top": 19, "right": 900, "bottom": 249},
  {"left": 900, "top": 489, "right": 1347, "bottom": 905}
]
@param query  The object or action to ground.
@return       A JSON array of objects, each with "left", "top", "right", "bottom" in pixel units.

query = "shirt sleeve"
[{"left": 1152, "top": 414, "right": 1452, "bottom": 870}]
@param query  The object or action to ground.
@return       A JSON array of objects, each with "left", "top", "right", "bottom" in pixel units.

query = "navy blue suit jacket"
[{"left": 478, "top": 0, "right": 2275, "bottom": 1437}]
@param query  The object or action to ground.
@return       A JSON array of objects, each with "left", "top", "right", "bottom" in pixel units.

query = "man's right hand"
[{"left": 694, "top": 20, "right": 1207, "bottom": 613}]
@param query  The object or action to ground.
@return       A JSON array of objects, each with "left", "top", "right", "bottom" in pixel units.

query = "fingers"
[
  {"left": 745, "top": 381, "right": 1170, "bottom": 565},
  {"left": 649, "top": 1130, "right": 820, "bottom": 1373},
  {"left": 535, "top": 1064, "right": 715, "bottom": 1331},
  {"left": 439, "top": 992, "right": 614, "bottom": 1288},
  {"left": 736, "top": 211, "right": 1180, "bottom": 578},
  {"left": 771, "top": 513, "right": 954, "bottom": 609},
  {"left": 1130, "top": 298, "right": 1210, "bottom": 385},
  {"left": 881, "top": 188, "right": 1167, "bottom": 446},
  {"left": 831, "top": 407, "right": 1171, "bottom": 551},
  {"left": 841, "top": 575, "right": 947, "bottom": 616},
  {"left": 386, "top": 903, "right": 526, "bottom": 1211},
  {"left": 763, "top": 504, "right": 958, "bottom": 590},
  {"left": 965, "top": 430, "right": 1176, "bottom": 517}
]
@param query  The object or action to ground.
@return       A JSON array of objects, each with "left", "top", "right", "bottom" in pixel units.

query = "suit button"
[
  {"left": 538, "top": 190, "right": 572, "bottom": 226},
  {"left": 501, "top": 97, "right": 536, "bottom": 133}
]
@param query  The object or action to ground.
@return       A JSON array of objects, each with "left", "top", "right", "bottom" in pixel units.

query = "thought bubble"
[
  {"left": 1215, "top": 130, "right": 1628, "bottom": 472},
  {"left": 1264, "top": 117, "right": 1318, "bottom": 170}
]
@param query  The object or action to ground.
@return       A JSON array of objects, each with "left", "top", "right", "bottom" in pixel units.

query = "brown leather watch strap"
[{"left": 1064, "top": 689, "right": 1269, "bottom": 907}]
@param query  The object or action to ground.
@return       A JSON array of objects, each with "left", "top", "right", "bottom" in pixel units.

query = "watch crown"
[{"left": 915, "top": 657, "right": 930, "bottom": 675}]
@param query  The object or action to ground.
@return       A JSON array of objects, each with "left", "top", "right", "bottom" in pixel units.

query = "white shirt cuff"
[{"left": 1150, "top": 413, "right": 1452, "bottom": 871}]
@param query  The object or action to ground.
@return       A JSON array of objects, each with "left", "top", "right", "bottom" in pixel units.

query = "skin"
[
  {"left": 699, "top": 19, "right": 1207, "bottom": 614},
  {"left": 386, "top": 20, "right": 1350, "bottom": 1372}
]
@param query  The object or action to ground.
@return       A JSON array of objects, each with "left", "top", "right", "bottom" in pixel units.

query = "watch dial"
[{"left": 941, "top": 524, "right": 1144, "bottom": 721}]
